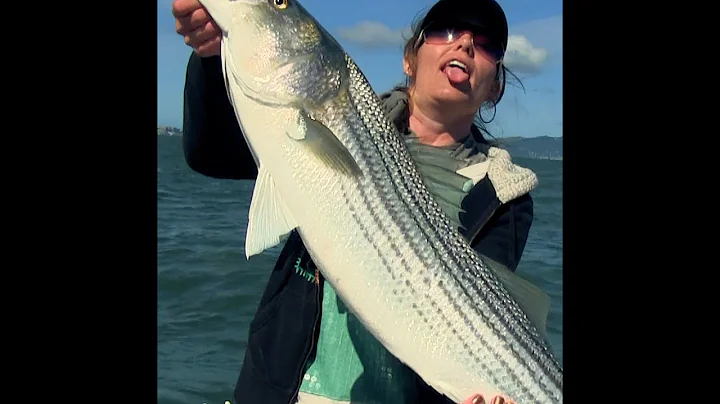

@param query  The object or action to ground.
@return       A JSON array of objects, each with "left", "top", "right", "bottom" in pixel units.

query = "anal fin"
[{"left": 245, "top": 166, "right": 298, "bottom": 259}]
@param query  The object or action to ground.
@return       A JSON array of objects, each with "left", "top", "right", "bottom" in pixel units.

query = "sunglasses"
[{"left": 416, "top": 25, "right": 505, "bottom": 62}]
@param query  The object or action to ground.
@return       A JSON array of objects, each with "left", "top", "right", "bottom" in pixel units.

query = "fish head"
[{"left": 223, "top": 0, "right": 348, "bottom": 108}]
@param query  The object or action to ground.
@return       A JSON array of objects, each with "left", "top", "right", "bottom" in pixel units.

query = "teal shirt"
[{"left": 297, "top": 281, "right": 417, "bottom": 403}]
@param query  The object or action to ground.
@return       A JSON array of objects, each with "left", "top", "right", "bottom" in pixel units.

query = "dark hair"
[{"left": 399, "top": 8, "right": 525, "bottom": 146}]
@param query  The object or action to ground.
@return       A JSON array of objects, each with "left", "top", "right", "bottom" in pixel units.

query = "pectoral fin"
[
  {"left": 482, "top": 256, "right": 552, "bottom": 338},
  {"left": 245, "top": 166, "right": 298, "bottom": 259},
  {"left": 286, "top": 111, "right": 363, "bottom": 178}
]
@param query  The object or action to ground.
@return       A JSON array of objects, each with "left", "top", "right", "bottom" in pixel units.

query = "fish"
[{"left": 195, "top": 0, "right": 563, "bottom": 402}]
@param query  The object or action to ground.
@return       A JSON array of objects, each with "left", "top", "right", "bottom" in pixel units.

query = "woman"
[{"left": 172, "top": 0, "right": 538, "bottom": 403}]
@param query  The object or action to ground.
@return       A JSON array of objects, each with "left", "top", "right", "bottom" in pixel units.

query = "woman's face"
[{"left": 405, "top": 28, "right": 500, "bottom": 117}]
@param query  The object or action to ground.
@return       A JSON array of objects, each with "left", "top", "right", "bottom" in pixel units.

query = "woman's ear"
[{"left": 403, "top": 57, "right": 412, "bottom": 77}]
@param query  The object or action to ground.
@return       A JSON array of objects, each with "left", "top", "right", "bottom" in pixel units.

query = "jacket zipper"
[{"left": 289, "top": 255, "right": 322, "bottom": 404}]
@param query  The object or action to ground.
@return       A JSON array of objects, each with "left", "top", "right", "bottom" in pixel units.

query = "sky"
[{"left": 157, "top": 0, "right": 562, "bottom": 138}]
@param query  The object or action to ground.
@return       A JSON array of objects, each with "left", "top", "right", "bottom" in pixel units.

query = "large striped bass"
[{"left": 196, "top": 0, "right": 563, "bottom": 402}]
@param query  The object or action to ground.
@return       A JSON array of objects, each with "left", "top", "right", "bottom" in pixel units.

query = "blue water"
[{"left": 157, "top": 135, "right": 563, "bottom": 404}]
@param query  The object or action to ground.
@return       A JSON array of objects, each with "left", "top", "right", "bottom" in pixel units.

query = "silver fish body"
[{"left": 196, "top": 0, "right": 563, "bottom": 402}]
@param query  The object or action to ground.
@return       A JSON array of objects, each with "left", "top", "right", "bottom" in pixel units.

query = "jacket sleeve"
[
  {"left": 182, "top": 52, "right": 258, "bottom": 180},
  {"left": 471, "top": 193, "right": 534, "bottom": 273}
]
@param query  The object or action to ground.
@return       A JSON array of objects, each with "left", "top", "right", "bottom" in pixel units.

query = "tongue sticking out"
[{"left": 445, "top": 66, "right": 469, "bottom": 84}]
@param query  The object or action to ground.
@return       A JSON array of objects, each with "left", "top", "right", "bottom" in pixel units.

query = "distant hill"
[
  {"left": 494, "top": 136, "right": 562, "bottom": 160},
  {"left": 157, "top": 126, "right": 560, "bottom": 160}
]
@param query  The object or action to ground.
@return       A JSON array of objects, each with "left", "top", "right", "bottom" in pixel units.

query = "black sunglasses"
[{"left": 415, "top": 24, "right": 505, "bottom": 62}]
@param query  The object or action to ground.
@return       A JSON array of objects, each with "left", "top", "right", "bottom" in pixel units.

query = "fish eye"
[{"left": 270, "top": 0, "right": 288, "bottom": 9}]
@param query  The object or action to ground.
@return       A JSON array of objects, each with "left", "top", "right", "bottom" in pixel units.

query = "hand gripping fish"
[{"left": 195, "top": 0, "right": 563, "bottom": 402}]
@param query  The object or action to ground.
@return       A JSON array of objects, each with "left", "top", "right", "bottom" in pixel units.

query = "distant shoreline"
[
  {"left": 157, "top": 127, "right": 562, "bottom": 160},
  {"left": 157, "top": 126, "right": 183, "bottom": 137}
]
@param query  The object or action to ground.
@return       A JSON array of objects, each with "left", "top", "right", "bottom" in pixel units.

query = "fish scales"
[
  {"left": 252, "top": 54, "right": 561, "bottom": 404},
  {"left": 344, "top": 54, "right": 563, "bottom": 401},
  {"left": 300, "top": 53, "right": 563, "bottom": 403},
  {"left": 198, "top": 0, "right": 563, "bottom": 401}
]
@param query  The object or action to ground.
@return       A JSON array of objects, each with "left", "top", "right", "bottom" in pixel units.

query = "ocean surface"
[{"left": 157, "top": 135, "right": 563, "bottom": 404}]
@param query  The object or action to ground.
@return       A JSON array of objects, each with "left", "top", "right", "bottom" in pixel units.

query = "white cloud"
[
  {"left": 337, "top": 21, "right": 550, "bottom": 71},
  {"left": 336, "top": 21, "right": 410, "bottom": 49},
  {"left": 510, "top": 15, "right": 562, "bottom": 50},
  {"left": 335, "top": 16, "right": 561, "bottom": 74},
  {"left": 509, "top": 15, "right": 563, "bottom": 64},
  {"left": 503, "top": 35, "right": 548, "bottom": 74}
]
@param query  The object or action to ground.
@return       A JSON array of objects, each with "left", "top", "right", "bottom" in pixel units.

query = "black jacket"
[{"left": 181, "top": 52, "right": 535, "bottom": 404}]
